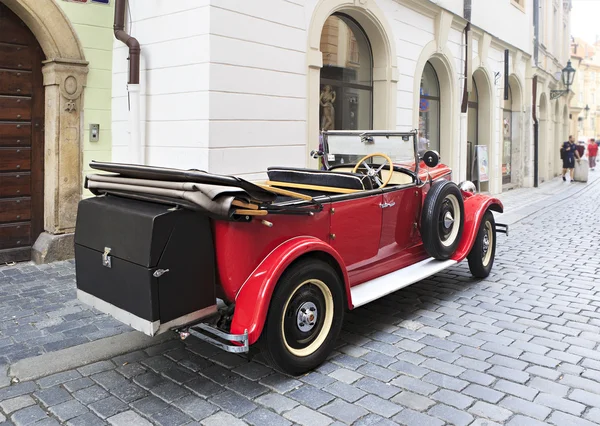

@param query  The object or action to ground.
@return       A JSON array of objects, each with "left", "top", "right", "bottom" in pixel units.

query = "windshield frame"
[{"left": 321, "top": 130, "right": 419, "bottom": 177}]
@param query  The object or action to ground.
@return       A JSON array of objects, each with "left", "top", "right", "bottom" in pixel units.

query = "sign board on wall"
[{"left": 475, "top": 145, "right": 489, "bottom": 183}]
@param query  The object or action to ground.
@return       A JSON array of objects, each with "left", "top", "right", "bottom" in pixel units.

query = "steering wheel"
[{"left": 352, "top": 153, "right": 394, "bottom": 189}]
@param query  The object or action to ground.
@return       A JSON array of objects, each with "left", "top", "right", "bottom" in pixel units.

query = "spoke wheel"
[
  {"left": 468, "top": 210, "right": 497, "bottom": 278},
  {"left": 259, "top": 259, "right": 344, "bottom": 376}
]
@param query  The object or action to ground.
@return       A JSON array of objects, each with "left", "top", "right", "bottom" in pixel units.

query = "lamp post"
[
  {"left": 551, "top": 60, "right": 576, "bottom": 100},
  {"left": 584, "top": 104, "right": 590, "bottom": 119}
]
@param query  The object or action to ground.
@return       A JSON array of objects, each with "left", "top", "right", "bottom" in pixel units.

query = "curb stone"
[{"left": 6, "top": 330, "right": 175, "bottom": 385}]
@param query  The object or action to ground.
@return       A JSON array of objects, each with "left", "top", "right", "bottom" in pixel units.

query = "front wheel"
[
  {"left": 467, "top": 210, "right": 496, "bottom": 278},
  {"left": 259, "top": 259, "right": 344, "bottom": 376}
]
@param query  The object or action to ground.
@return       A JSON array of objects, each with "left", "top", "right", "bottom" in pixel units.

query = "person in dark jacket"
[{"left": 562, "top": 135, "right": 581, "bottom": 182}]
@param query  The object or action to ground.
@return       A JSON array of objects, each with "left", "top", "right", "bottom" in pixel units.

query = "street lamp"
[
  {"left": 551, "top": 60, "right": 576, "bottom": 100},
  {"left": 585, "top": 104, "right": 590, "bottom": 119}
]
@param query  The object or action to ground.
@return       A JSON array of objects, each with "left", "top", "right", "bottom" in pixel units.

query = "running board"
[{"left": 350, "top": 257, "right": 457, "bottom": 308}]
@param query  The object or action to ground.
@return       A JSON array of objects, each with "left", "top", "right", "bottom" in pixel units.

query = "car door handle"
[{"left": 380, "top": 202, "right": 395, "bottom": 209}]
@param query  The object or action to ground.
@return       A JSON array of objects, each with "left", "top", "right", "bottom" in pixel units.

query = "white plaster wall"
[
  {"left": 471, "top": 0, "right": 531, "bottom": 55},
  {"left": 377, "top": 1, "right": 436, "bottom": 131},
  {"left": 435, "top": 0, "right": 464, "bottom": 16},
  {"left": 109, "top": 0, "right": 535, "bottom": 192},
  {"left": 207, "top": 0, "right": 307, "bottom": 179},
  {"left": 111, "top": 1, "right": 210, "bottom": 170}
]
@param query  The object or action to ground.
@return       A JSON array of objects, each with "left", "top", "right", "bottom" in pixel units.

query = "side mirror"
[
  {"left": 423, "top": 150, "right": 440, "bottom": 168},
  {"left": 310, "top": 150, "right": 324, "bottom": 159}
]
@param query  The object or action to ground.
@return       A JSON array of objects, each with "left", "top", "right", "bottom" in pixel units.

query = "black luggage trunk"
[{"left": 74, "top": 195, "right": 217, "bottom": 336}]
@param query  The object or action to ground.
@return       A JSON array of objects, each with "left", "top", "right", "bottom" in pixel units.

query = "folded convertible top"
[
  {"left": 86, "top": 161, "right": 321, "bottom": 220},
  {"left": 89, "top": 161, "right": 277, "bottom": 202}
]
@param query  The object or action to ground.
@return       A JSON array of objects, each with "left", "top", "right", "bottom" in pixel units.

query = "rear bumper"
[
  {"left": 178, "top": 324, "right": 249, "bottom": 354},
  {"left": 495, "top": 223, "right": 509, "bottom": 236},
  {"left": 77, "top": 290, "right": 217, "bottom": 337}
]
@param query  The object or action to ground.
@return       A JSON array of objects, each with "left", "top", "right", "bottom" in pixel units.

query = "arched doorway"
[
  {"left": 413, "top": 49, "right": 457, "bottom": 173},
  {"left": 319, "top": 14, "right": 373, "bottom": 131},
  {"left": 467, "top": 80, "right": 478, "bottom": 183},
  {"left": 506, "top": 75, "right": 524, "bottom": 187},
  {"left": 0, "top": 4, "right": 45, "bottom": 262},
  {"left": 1, "top": 0, "right": 87, "bottom": 263},
  {"left": 563, "top": 105, "right": 569, "bottom": 147},
  {"left": 419, "top": 62, "right": 440, "bottom": 156},
  {"left": 502, "top": 84, "right": 513, "bottom": 185},
  {"left": 307, "top": 0, "right": 397, "bottom": 167},
  {"left": 471, "top": 68, "right": 494, "bottom": 192},
  {"left": 539, "top": 93, "right": 548, "bottom": 183},
  {"left": 553, "top": 100, "right": 561, "bottom": 177}
]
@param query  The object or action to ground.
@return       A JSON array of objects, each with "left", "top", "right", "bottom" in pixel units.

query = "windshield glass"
[{"left": 324, "top": 132, "right": 417, "bottom": 168}]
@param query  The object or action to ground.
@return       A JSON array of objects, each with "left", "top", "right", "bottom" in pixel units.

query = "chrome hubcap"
[
  {"left": 443, "top": 211, "right": 454, "bottom": 229},
  {"left": 297, "top": 302, "right": 318, "bottom": 332},
  {"left": 482, "top": 233, "right": 490, "bottom": 258}
]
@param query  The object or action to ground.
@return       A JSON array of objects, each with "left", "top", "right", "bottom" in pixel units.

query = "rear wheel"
[
  {"left": 467, "top": 210, "right": 496, "bottom": 278},
  {"left": 259, "top": 259, "right": 344, "bottom": 375}
]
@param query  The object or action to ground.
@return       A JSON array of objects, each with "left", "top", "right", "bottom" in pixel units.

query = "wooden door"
[{"left": 0, "top": 5, "right": 45, "bottom": 263}]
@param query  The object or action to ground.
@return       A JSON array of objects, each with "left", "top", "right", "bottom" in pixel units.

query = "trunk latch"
[
  {"left": 153, "top": 269, "right": 170, "bottom": 278},
  {"left": 102, "top": 247, "right": 112, "bottom": 268}
]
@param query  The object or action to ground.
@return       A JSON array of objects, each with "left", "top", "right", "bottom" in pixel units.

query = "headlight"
[{"left": 459, "top": 181, "right": 477, "bottom": 193}]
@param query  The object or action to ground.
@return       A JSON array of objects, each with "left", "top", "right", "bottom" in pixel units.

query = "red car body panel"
[
  {"left": 213, "top": 205, "right": 332, "bottom": 302},
  {"left": 229, "top": 236, "right": 350, "bottom": 344},
  {"left": 451, "top": 194, "right": 504, "bottom": 262},
  {"left": 220, "top": 159, "right": 501, "bottom": 345}
]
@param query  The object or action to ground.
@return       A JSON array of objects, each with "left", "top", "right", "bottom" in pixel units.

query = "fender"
[
  {"left": 452, "top": 194, "right": 503, "bottom": 262},
  {"left": 230, "top": 236, "right": 349, "bottom": 345}
]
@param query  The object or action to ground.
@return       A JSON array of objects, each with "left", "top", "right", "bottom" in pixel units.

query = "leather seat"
[{"left": 267, "top": 167, "right": 374, "bottom": 191}]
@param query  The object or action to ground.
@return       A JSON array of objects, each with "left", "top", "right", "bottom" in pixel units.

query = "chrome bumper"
[
  {"left": 496, "top": 223, "right": 509, "bottom": 236},
  {"left": 178, "top": 323, "right": 249, "bottom": 354}
]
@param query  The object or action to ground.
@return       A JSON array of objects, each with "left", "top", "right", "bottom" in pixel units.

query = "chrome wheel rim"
[
  {"left": 296, "top": 301, "right": 318, "bottom": 332},
  {"left": 282, "top": 279, "right": 334, "bottom": 357},
  {"left": 439, "top": 194, "right": 461, "bottom": 247},
  {"left": 482, "top": 220, "right": 494, "bottom": 266}
]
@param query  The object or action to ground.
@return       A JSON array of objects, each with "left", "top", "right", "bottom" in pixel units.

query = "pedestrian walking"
[
  {"left": 588, "top": 138, "right": 598, "bottom": 171},
  {"left": 561, "top": 135, "right": 581, "bottom": 182}
]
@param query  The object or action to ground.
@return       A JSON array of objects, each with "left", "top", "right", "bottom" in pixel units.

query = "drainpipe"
[
  {"left": 533, "top": 76, "right": 539, "bottom": 187},
  {"left": 114, "top": 0, "right": 143, "bottom": 164},
  {"left": 459, "top": 0, "right": 472, "bottom": 182}
]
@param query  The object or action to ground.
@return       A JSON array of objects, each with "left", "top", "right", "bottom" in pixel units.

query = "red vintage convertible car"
[{"left": 74, "top": 130, "right": 507, "bottom": 375}]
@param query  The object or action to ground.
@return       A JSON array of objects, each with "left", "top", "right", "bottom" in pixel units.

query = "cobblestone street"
[{"left": 2, "top": 175, "right": 600, "bottom": 426}]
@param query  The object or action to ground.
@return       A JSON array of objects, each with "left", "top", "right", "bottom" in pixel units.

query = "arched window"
[
  {"left": 419, "top": 62, "right": 440, "bottom": 155},
  {"left": 467, "top": 79, "right": 479, "bottom": 181},
  {"left": 502, "top": 84, "right": 513, "bottom": 184},
  {"left": 319, "top": 14, "right": 373, "bottom": 131}
]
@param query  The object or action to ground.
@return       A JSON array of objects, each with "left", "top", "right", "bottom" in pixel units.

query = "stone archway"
[
  {"left": 563, "top": 105, "right": 569, "bottom": 145},
  {"left": 508, "top": 74, "right": 524, "bottom": 187},
  {"left": 472, "top": 67, "right": 495, "bottom": 193},
  {"left": 539, "top": 92, "right": 549, "bottom": 183},
  {"left": 307, "top": 0, "right": 397, "bottom": 167},
  {"left": 2, "top": 0, "right": 88, "bottom": 262},
  {"left": 413, "top": 44, "right": 457, "bottom": 174},
  {"left": 552, "top": 100, "right": 561, "bottom": 177}
]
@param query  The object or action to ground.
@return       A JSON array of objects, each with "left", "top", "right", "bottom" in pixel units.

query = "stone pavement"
[
  {"left": 0, "top": 261, "right": 131, "bottom": 367},
  {"left": 2, "top": 174, "right": 600, "bottom": 425}
]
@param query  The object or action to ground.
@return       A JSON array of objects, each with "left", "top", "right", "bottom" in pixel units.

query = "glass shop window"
[
  {"left": 419, "top": 62, "right": 440, "bottom": 155},
  {"left": 319, "top": 14, "right": 373, "bottom": 131}
]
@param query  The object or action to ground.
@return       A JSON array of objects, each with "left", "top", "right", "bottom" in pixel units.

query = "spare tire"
[{"left": 421, "top": 180, "right": 464, "bottom": 260}]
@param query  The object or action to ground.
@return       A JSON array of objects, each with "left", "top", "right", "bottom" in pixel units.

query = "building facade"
[
  {"left": 532, "top": 0, "right": 573, "bottom": 184},
  {"left": 569, "top": 38, "right": 600, "bottom": 141},
  {"left": 0, "top": 0, "right": 113, "bottom": 263},
  {"left": 110, "top": 0, "right": 572, "bottom": 196}
]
